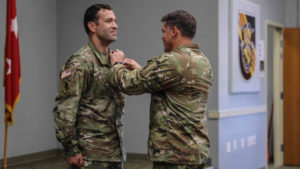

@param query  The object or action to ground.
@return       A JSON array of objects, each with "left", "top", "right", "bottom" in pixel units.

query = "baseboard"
[
  {"left": 205, "top": 167, "right": 214, "bottom": 169},
  {"left": 127, "top": 153, "right": 149, "bottom": 160},
  {"left": 0, "top": 149, "right": 62, "bottom": 167}
]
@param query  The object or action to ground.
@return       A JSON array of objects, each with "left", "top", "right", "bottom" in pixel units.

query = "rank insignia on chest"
[{"left": 61, "top": 68, "right": 72, "bottom": 79}]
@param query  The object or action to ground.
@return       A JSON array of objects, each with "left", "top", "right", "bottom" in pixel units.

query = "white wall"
[
  {"left": 57, "top": 0, "right": 218, "bottom": 154},
  {"left": 0, "top": 0, "right": 58, "bottom": 158}
]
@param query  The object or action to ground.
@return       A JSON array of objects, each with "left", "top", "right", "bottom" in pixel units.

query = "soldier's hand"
[
  {"left": 124, "top": 58, "right": 142, "bottom": 70},
  {"left": 110, "top": 49, "right": 125, "bottom": 66},
  {"left": 66, "top": 153, "right": 84, "bottom": 168}
]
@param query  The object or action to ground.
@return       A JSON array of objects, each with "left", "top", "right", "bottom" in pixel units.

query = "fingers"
[
  {"left": 110, "top": 50, "right": 125, "bottom": 59},
  {"left": 109, "top": 51, "right": 140, "bottom": 69},
  {"left": 124, "top": 61, "right": 133, "bottom": 66},
  {"left": 66, "top": 154, "right": 84, "bottom": 168},
  {"left": 124, "top": 59, "right": 132, "bottom": 63},
  {"left": 74, "top": 155, "right": 83, "bottom": 168},
  {"left": 125, "top": 58, "right": 133, "bottom": 62},
  {"left": 123, "top": 64, "right": 132, "bottom": 69},
  {"left": 110, "top": 49, "right": 125, "bottom": 66},
  {"left": 78, "top": 154, "right": 84, "bottom": 167},
  {"left": 124, "top": 65, "right": 134, "bottom": 71},
  {"left": 110, "top": 49, "right": 122, "bottom": 54}
]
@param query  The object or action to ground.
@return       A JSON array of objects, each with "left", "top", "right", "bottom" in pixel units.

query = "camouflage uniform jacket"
[
  {"left": 54, "top": 40, "right": 125, "bottom": 162},
  {"left": 110, "top": 44, "right": 213, "bottom": 164}
]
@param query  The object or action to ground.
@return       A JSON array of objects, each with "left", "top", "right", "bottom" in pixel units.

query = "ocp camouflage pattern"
[
  {"left": 54, "top": 40, "right": 126, "bottom": 162},
  {"left": 110, "top": 43, "right": 213, "bottom": 165}
]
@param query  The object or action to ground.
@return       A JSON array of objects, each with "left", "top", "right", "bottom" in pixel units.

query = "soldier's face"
[
  {"left": 94, "top": 9, "right": 118, "bottom": 43},
  {"left": 161, "top": 22, "right": 174, "bottom": 52}
]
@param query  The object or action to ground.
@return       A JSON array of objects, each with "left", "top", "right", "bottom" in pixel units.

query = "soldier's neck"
[
  {"left": 89, "top": 35, "right": 109, "bottom": 54},
  {"left": 173, "top": 37, "right": 193, "bottom": 49}
]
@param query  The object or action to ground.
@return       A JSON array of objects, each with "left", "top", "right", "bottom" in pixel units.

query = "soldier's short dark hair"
[
  {"left": 84, "top": 4, "right": 112, "bottom": 34},
  {"left": 161, "top": 10, "right": 197, "bottom": 39}
]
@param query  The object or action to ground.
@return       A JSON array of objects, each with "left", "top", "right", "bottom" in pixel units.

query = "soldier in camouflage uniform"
[
  {"left": 109, "top": 10, "right": 213, "bottom": 169},
  {"left": 53, "top": 4, "right": 125, "bottom": 169}
]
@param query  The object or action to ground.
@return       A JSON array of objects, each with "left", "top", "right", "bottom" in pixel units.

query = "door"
[{"left": 284, "top": 28, "right": 300, "bottom": 165}]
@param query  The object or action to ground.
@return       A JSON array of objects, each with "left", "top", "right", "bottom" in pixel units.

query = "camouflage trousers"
[
  {"left": 69, "top": 161, "right": 122, "bottom": 169},
  {"left": 153, "top": 162, "right": 205, "bottom": 169}
]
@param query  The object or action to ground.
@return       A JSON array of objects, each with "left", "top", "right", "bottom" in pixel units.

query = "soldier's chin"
[
  {"left": 107, "top": 37, "right": 117, "bottom": 43},
  {"left": 111, "top": 36, "right": 117, "bottom": 42}
]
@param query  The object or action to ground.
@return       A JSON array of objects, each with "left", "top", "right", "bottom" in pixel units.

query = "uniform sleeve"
[
  {"left": 109, "top": 55, "right": 182, "bottom": 95},
  {"left": 53, "top": 59, "right": 88, "bottom": 157}
]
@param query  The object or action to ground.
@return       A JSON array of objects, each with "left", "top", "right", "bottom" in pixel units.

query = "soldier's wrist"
[{"left": 64, "top": 146, "right": 81, "bottom": 157}]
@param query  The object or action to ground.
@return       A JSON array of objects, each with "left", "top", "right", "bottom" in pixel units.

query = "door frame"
[{"left": 264, "top": 20, "right": 284, "bottom": 168}]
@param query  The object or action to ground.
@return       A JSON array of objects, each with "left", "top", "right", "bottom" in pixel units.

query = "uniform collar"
[
  {"left": 88, "top": 40, "right": 110, "bottom": 67},
  {"left": 178, "top": 43, "right": 200, "bottom": 50}
]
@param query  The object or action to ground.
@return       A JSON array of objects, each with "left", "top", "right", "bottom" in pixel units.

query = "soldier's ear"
[
  {"left": 87, "top": 22, "right": 96, "bottom": 33},
  {"left": 172, "top": 26, "right": 180, "bottom": 38}
]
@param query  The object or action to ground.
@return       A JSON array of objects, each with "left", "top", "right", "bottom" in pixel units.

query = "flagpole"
[
  {"left": 3, "top": 125, "right": 8, "bottom": 169},
  {"left": 3, "top": 0, "right": 20, "bottom": 167}
]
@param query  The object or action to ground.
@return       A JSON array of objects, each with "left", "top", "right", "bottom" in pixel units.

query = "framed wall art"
[{"left": 229, "top": 0, "right": 261, "bottom": 93}]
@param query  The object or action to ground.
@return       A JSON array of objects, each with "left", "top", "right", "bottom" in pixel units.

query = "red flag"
[{"left": 4, "top": 0, "right": 21, "bottom": 126}]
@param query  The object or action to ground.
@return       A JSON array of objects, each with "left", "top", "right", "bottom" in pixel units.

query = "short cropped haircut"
[
  {"left": 161, "top": 10, "right": 197, "bottom": 39},
  {"left": 84, "top": 4, "right": 112, "bottom": 34}
]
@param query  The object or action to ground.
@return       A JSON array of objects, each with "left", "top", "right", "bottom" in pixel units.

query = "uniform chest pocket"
[
  {"left": 94, "top": 68, "right": 124, "bottom": 105},
  {"left": 93, "top": 70, "right": 106, "bottom": 84},
  {"left": 90, "top": 68, "right": 113, "bottom": 95}
]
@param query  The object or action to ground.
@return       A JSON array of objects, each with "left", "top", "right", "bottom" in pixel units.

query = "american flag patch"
[{"left": 61, "top": 68, "right": 71, "bottom": 79}]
